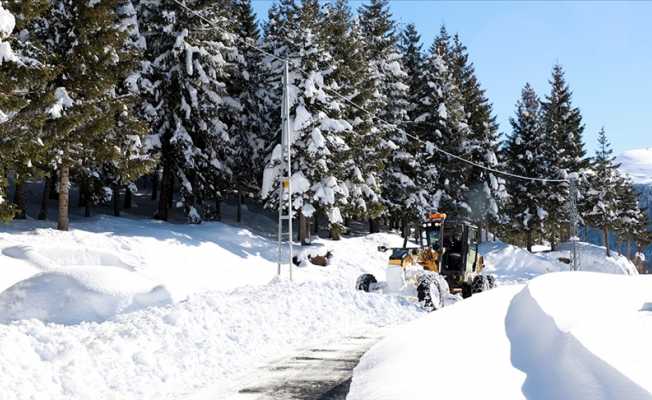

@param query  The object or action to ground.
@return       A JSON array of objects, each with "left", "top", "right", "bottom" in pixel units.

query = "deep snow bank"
[
  {"left": 347, "top": 272, "right": 652, "bottom": 400},
  {"left": 506, "top": 272, "right": 652, "bottom": 400},
  {"left": 0, "top": 278, "right": 422, "bottom": 400},
  {"left": 0, "top": 268, "right": 171, "bottom": 324},
  {"left": 480, "top": 241, "right": 638, "bottom": 284}
]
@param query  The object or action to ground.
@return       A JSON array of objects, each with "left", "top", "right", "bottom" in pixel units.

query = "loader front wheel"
[
  {"left": 417, "top": 275, "right": 443, "bottom": 311},
  {"left": 356, "top": 273, "right": 377, "bottom": 292}
]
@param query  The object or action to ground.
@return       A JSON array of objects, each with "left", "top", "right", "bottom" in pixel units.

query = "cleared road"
[{"left": 224, "top": 330, "right": 385, "bottom": 400}]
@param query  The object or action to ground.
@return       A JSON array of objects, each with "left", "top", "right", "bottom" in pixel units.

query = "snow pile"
[
  {"left": 0, "top": 268, "right": 171, "bottom": 325},
  {"left": 552, "top": 241, "right": 638, "bottom": 275},
  {"left": 480, "top": 240, "right": 638, "bottom": 284},
  {"left": 618, "top": 148, "right": 652, "bottom": 185},
  {"left": 348, "top": 272, "right": 652, "bottom": 400},
  {"left": 479, "top": 241, "right": 564, "bottom": 284}
]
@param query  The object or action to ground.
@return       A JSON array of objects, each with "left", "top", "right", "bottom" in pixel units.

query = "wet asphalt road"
[{"left": 225, "top": 331, "right": 384, "bottom": 400}]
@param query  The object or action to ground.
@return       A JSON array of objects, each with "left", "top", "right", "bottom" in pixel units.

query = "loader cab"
[{"left": 440, "top": 221, "right": 480, "bottom": 279}]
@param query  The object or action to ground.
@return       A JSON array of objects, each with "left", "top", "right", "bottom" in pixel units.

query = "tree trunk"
[
  {"left": 78, "top": 176, "right": 87, "bottom": 208},
  {"left": 526, "top": 229, "right": 533, "bottom": 253},
  {"left": 49, "top": 169, "right": 58, "bottom": 200},
  {"left": 151, "top": 171, "right": 159, "bottom": 201},
  {"left": 57, "top": 165, "right": 70, "bottom": 231},
  {"left": 215, "top": 197, "right": 222, "bottom": 221},
  {"left": 298, "top": 210, "right": 308, "bottom": 245},
  {"left": 603, "top": 226, "right": 611, "bottom": 257},
  {"left": 330, "top": 224, "right": 341, "bottom": 241},
  {"left": 38, "top": 177, "right": 49, "bottom": 220},
  {"left": 236, "top": 192, "right": 242, "bottom": 223},
  {"left": 155, "top": 163, "right": 171, "bottom": 221},
  {"left": 369, "top": 218, "right": 379, "bottom": 234},
  {"left": 13, "top": 179, "right": 26, "bottom": 219},
  {"left": 549, "top": 231, "right": 557, "bottom": 252},
  {"left": 112, "top": 184, "right": 121, "bottom": 217},
  {"left": 627, "top": 238, "right": 633, "bottom": 260},
  {"left": 313, "top": 210, "right": 319, "bottom": 234},
  {"left": 124, "top": 186, "right": 132, "bottom": 209}
]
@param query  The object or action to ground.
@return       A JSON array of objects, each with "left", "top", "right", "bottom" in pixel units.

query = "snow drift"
[
  {"left": 0, "top": 267, "right": 172, "bottom": 325},
  {"left": 480, "top": 240, "right": 638, "bottom": 284},
  {"left": 347, "top": 272, "right": 652, "bottom": 400}
]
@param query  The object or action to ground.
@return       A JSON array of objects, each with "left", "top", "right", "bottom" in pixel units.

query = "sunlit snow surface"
[
  {"left": 348, "top": 243, "right": 650, "bottom": 400},
  {"left": 0, "top": 216, "right": 422, "bottom": 399}
]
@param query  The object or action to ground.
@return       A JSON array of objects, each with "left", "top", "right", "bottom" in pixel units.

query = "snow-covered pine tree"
[
  {"left": 319, "top": 0, "right": 382, "bottom": 231},
  {"left": 139, "top": 0, "right": 240, "bottom": 223},
  {"left": 504, "top": 83, "right": 548, "bottom": 251},
  {"left": 399, "top": 23, "right": 423, "bottom": 118},
  {"left": 76, "top": 0, "right": 152, "bottom": 219},
  {"left": 261, "top": 0, "right": 352, "bottom": 241},
  {"left": 358, "top": 0, "right": 410, "bottom": 232},
  {"left": 412, "top": 29, "right": 471, "bottom": 219},
  {"left": 583, "top": 127, "right": 621, "bottom": 256},
  {"left": 613, "top": 174, "right": 648, "bottom": 259},
  {"left": 0, "top": 0, "right": 53, "bottom": 221},
  {"left": 229, "top": 0, "right": 265, "bottom": 221},
  {"left": 540, "top": 64, "right": 587, "bottom": 247},
  {"left": 377, "top": 22, "right": 429, "bottom": 231},
  {"left": 449, "top": 34, "right": 506, "bottom": 236},
  {"left": 27, "top": 0, "right": 148, "bottom": 231}
]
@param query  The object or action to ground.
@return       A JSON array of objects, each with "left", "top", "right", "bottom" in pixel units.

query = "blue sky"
[{"left": 251, "top": 0, "right": 651, "bottom": 156}]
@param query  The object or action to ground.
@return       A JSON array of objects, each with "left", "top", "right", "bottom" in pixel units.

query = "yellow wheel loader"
[{"left": 356, "top": 213, "right": 496, "bottom": 310}]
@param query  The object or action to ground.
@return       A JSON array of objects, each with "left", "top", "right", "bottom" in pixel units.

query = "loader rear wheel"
[
  {"left": 472, "top": 275, "right": 495, "bottom": 294},
  {"left": 487, "top": 275, "right": 496, "bottom": 289},
  {"left": 356, "top": 273, "right": 377, "bottom": 292},
  {"left": 461, "top": 282, "right": 473, "bottom": 298}
]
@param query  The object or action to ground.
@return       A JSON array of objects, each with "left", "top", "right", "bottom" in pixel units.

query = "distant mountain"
[{"left": 618, "top": 147, "right": 652, "bottom": 185}]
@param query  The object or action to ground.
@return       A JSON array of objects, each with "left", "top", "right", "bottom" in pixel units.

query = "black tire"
[
  {"left": 417, "top": 274, "right": 443, "bottom": 311},
  {"left": 471, "top": 275, "right": 487, "bottom": 293},
  {"left": 356, "top": 273, "right": 377, "bottom": 292},
  {"left": 461, "top": 282, "right": 473, "bottom": 299},
  {"left": 472, "top": 275, "right": 494, "bottom": 294},
  {"left": 487, "top": 275, "right": 496, "bottom": 289}
]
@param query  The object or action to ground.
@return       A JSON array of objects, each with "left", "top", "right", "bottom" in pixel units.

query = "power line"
[{"left": 173, "top": 0, "right": 569, "bottom": 184}]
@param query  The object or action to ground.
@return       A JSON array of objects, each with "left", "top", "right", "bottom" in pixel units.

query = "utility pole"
[
  {"left": 277, "top": 60, "right": 293, "bottom": 281},
  {"left": 568, "top": 176, "right": 580, "bottom": 271}
]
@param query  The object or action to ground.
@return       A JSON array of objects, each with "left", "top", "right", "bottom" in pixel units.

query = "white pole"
[
  {"left": 284, "top": 60, "right": 293, "bottom": 281},
  {"left": 569, "top": 176, "right": 579, "bottom": 271},
  {"left": 277, "top": 60, "right": 293, "bottom": 281}
]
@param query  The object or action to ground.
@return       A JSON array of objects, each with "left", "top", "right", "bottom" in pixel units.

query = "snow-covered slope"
[
  {"left": 618, "top": 148, "right": 652, "bottom": 185},
  {"left": 618, "top": 148, "right": 652, "bottom": 271},
  {"left": 479, "top": 240, "right": 638, "bottom": 285},
  {"left": 348, "top": 272, "right": 652, "bottom": 400},
  {"left": 0, "top": 216, "right": 423, "bottom": 399}
]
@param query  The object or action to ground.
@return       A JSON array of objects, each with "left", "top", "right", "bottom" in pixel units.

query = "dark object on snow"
[
  {"left": 558, "top": 257, "right": 572, "bottom": 264},
  {"left": 356, "top": 273, "right": 377, "bottom": 292},
  {"left": 471, "top": 275, "right": 495, "bottom": 294},
  {"left": 308, "top": 251, "right": 333, "bottom": 266},
  {"left": 292, "top": 255, "right": 301, "bottom": 266}
]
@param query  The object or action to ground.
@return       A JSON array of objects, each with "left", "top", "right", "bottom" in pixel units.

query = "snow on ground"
[
  {"left": 0, "top": 216, "right": 423, "bottom": 400},
  {"left": 480, "top": 240, "right": 638, "bottom": 285},
  {"left": 618, "top": 147, "right": 652, "bottom": 185},
  {"left": 348, "top": 244, "right": 651, "bottom": 400}
]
